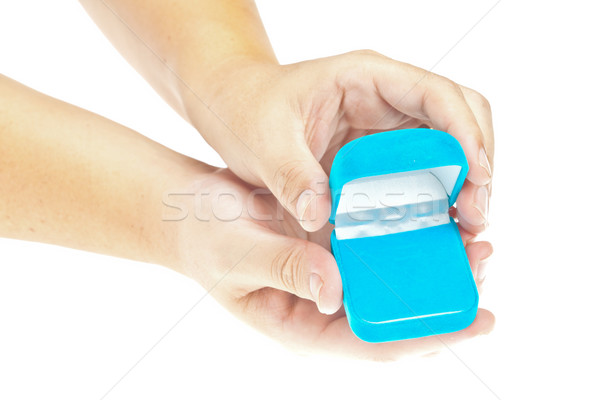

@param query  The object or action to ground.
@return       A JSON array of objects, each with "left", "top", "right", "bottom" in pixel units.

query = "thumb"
[
  {"left": 250, "top": 235, "right": 343, "bottom": 315},
  {"left": 260, "top": 144, "right": 331, "bottom": 232}
]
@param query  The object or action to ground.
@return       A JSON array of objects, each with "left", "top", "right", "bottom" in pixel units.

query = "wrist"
[
  {"left": 148, "top": 157, "right": 217, "bottom": 272},
  {"left": 158, "top": 167, "right": 247, "bottom": 285},
  {"left": 179, "top": 57, "right": 281, "bottom": 141}
]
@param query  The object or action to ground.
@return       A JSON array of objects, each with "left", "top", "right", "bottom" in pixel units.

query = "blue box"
[{"left": 329, "top": 129, "right": 478, "bottom": 342}]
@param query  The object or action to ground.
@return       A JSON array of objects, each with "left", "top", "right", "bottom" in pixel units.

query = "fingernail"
[
  {"left": 309, "top": 273, "right": 323, "bottom": 308},
  {"left": 479, "top": 325, "right": 493, "bottom": 336},
  {"left": 477, "top": 260, "right": 488, "bottom": 282},
  {"left": 310, "top": 273, "right": 338, "bottom": 314},
  {"left": 473, "top": 186, "right": 489, "bottom": 225},
  {"left": 479, "top": 147, "right": 492, "bottom": 181},
  {"left": 296, "top": 189, "right": 316, "bottom": 228}
]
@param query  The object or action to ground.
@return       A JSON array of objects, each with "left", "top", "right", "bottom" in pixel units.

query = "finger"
[
  {"left": 455, "top": 85, "right": 494, "bottom": 231},
  {"left": 456, "top": 180, "right": 489, "bottom": 234},
  {"left": 345, "top": 53, "right": 492, "bottom": 186},
  {"left": 243, "top": 232, "right": 343, "bottom": 315},
  {"left": 449, "top": 206, "right": 476, "bottom": 245},
  {"left": 465, "top": 240, "right": 493, "bottom": 286},
  {"left": 259, "top": 139, "right": 332, "bottom": 232},
  {"left": 459, "top": 85, "right": 495, "bottom": 170},
  {"left": 412, "top": 74, "right": 492, "bottom": 187},
  {"left": 458, "top": 224, "right": 476, "bottom": 246}
]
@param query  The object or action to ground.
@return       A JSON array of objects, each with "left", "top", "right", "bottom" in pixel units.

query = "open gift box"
[{"left": 329, "top": 129, "right": 479, "bottom": 342}]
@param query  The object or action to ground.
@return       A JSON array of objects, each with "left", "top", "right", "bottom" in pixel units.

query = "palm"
[{"left": 296, "top": 73, "right": 429, "bottom": 177}]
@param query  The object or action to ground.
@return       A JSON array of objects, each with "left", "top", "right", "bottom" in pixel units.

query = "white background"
[{"left": 1, "top": 1, "right": 599, "bottom": 399}]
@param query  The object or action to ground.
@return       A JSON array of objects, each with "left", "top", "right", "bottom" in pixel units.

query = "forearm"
[
  {"left": 0, "top": 75, "right": 211, "bottom": 268},
  {"left": 79, "top": 0, "right": 277, "bottom": 126}
]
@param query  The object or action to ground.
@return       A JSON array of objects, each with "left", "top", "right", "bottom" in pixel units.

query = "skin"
[
  {"left": 0, "top": 76, "right": 494, "bottom": 360},
  {"left": 79, "top": 0, "right": 494, "bottom": 235},
  {"left": 80, "top": 0, "right": 496, "bottom": 317}
]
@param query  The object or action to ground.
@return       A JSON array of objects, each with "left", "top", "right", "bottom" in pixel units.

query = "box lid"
[{"left": 329, "top": 129, "right": 468, "bottom": 225}]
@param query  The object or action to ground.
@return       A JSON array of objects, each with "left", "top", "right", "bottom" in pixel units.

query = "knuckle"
[
  {"left": 465, "top": 88, "right": 492, "bottom": 112},
  {"left": 271, "top": 159, "right": 308, "bottom": 210},
  {"left": 421, "top": 73, "right": 462, "bottom": 98},
  {"left": 271, "top": 243, "right": 307, "bottom": 295},
  {"left": 418, "top": 73, "right": 461, "bottom": 113},
  {"left": 352, "top": 48, "right": 380, "bottom": 57},
  {"left": 345, "top": 49, "right": 384, "bottom": 63},
  {"left": 438, "top": 75, "right": 462, "bottom": 93}
]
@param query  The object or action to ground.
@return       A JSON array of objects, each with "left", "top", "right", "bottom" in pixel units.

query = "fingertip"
[
  {"left": 457, "top": 210, "right": 486, "bottom": 235},
  {"left": 446, "top": 308, "right": 495, "bottom": 342},
  {"left": 297, "top": 187, "right": 331, "bottom": 232},
  {"left": 319, "top": 296, "right": 343, "bottom": 315},
  {"left": 457, "top": 223, "right": 476, "bottom": 245},
  {"left": 433, "top": 112, "right": 490, "bottom": 186},
  {"left": 472, "top": 308, "right": 496, "bottom": 335},
  {"left": 465, "top": 240, "right": 493, "bottom": 281},
  {"left": 456, "top": 181, "right": 488, "bottom": 233},
  {"left": 479, "top": 147, "right": 493, "bottom": 179},
  {"left": 481, "top": 241, "right": 493, "bottom": 260},
  {"left": 475, "top": 242, "right": 492, "bottom": 283},
  {"left": 465, "top": 240, "right": 493, "bottom": 260},
  {"left": 319, "top": 278, "right": 343, "bottom": 315},
  {"left": 305, "top": 242, "right": 343, "bottom": 315},
  {"left": 466, "top": 147, "right": 492, "bottom": 186}
]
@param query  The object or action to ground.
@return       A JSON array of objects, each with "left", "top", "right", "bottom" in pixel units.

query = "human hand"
[
  {"left": 167, "top": 168, "right": 494, "bottom": 359},
  {"left": 187, "top": 51, "right": 494, "bottom": 234},
  {"left": 0, "top": 72, "right": 493, "bottom": 360}
]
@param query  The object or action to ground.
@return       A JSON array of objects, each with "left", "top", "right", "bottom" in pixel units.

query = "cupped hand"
[
  {"left": 169, "top": 168, "right": 494, "bottom": 360},
  {"left": 189, "top": 50, "right": 494, "bottom": 234}
]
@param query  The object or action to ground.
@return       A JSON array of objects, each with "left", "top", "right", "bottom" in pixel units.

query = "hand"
[
  {"left": 0, "top": 72, "right": 494, "bottom": 360},
  {"left": 168, "top": 168, "right": 494, "bottom": 360},
  {"left": 188, "top": 50, "right": 494, "bottom": 234}
]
